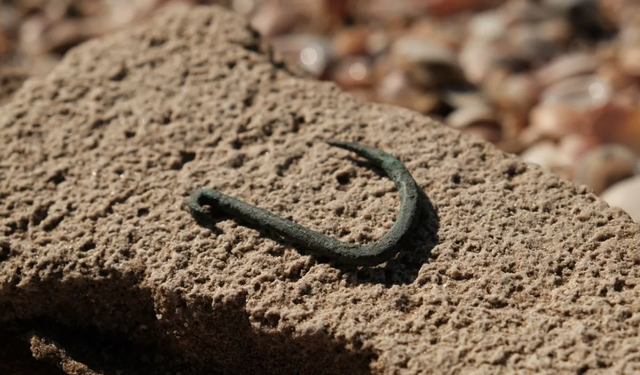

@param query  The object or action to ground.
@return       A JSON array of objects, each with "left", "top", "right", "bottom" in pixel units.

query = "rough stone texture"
[
  {"left": 0, "top": 66, "right": 29, "bottom": 106},
  {"left": 1, "top": 5, "right": 640, "bottom": 375}
]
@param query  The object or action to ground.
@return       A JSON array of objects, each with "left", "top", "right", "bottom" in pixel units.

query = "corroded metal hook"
[{"left": 188, "top": 141, "right": 420, "bottom": 266}]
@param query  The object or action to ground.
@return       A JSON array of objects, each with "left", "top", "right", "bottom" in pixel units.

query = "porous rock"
[{"left": 1, "top": 6, "right": 639, "bottom": 375}]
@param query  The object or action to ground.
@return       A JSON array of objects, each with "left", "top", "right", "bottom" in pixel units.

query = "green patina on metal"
[{"left": 188, "top": 141, "right": 420, "bottom": 266}]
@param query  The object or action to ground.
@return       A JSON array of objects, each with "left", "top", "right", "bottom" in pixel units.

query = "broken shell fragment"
[
  {"left": 535, "top": 52, "right": 598, "bottom": 88},
  {"left": 333, "top": 26, "right": 370, "bottom": 57},
  {"left": 271, "top": 34, "right": 335, "bottom": 78},
  {"left": 494, "top": 73, "right": 541, "bottom": 113},
  {"left": 540, "top": 74, "right": 611, "bottom": 109},
  {"left": 589, "top": 104, "right": 640, "bottom": 154},
  {"left": 447, "top": 105, "right": 497, "bottom": 129},
  {"left": 376, "top": 70, "right": 440, "bottom": 113},
  {"left": 331, "top": 57, "right": 373, "bottom": 89},
  {"left": 249, "top": 3, "right": 298, "bottom": 38},
  {"left": 392, "top": 36, "right": 458, "bottom": 67},
  {"left": 618, "top": 43, "right": 640, "bottom": 77},
  {"left": 573, "top": 144, "right": 640, "bottom": 195},
  {"left": 447, "top": 105, "right": 502, "bottom": 143},
  {"left": 520, "top": 141, "right": 571, "bottom": 172},
  {"left": 529, "top": 103, "right": 585, "bottom": 140},
  {"left": 442, "top": 90, "right": 488, "bottom": 109},
  {"left": 600, "top": 175, "right": 640, "bottom": 222}
]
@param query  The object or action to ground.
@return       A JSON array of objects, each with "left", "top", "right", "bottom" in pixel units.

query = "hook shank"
[{"left": 188, "top": 141, "right": 420, "bottom": 266}]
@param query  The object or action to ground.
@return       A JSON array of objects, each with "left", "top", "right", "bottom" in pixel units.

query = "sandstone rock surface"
[{"left": 1, "top": 6, "right": 639, "bottom": 375}]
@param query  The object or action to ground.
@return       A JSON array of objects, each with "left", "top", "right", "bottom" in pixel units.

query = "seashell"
[
  {"left": 618, "top": 43, "right": 640, "bottom": 77},
  {"left": 597, "top": 63, "right": 634, "bottom": 91},
  {"left": 157, "top": 1, "right": 192, "bottom": 15},
  {"left": 330, "top": 57, "right": 373, "bottom": 89},
  {"left": 376, "top": 70, "right": 411, "bottom": 102},
  {"left": 540, "top": 74, "right": 612, "bottom": 110},
  {"left": 589, "top": 103, "right": 640, "bottom": 154},
  {"left": 425, "top": 0, "right": 489, "bottom": 17},
  {"left": 459, "top": 38, "right": 503, "bottom": 85},
  {"left": 480, "top": 64, "right": 513, "bottom": 103},
  {"left": 392, "top": 35, "right": 458, "bottom": 67},
  {"left": 494, "top": 73, "right": 541, "bottom": 114},
  {"left": 461, "top": 123, "right": 503, "bottom": 144},
  {"left": 468, "top": 10, "right": 506, "bottom": 41},
  {"left": 442, "top": 90, "right": 488, "bottom": 109},
  {"left": 573, "top": 144, "right": 640, "bottom": 195},
  {"left": 596, "top": 0, "right": 632, "bottom": 24},
  {"left": 346, "top": 88, "right": 376, "bottom": 102},
  {"left": 250, "top": 3, "right": 299, "bottom": 38},
  {"left": 365, "top": 29, "right": 390, "bottom": 55},
  {"left": 503, "top": 0, "right": 554, "bottom": 24},
  {"left": 376, "top": 70, "right": 440, "bottom": 113},
  {"left": 447, "top": 105, "right": 497, "bottom": 129},
  {"left": 499, "top": 111, "right": 528, "bottom": 143},
  {"left": 508, "top": 24, "right": 558, "bottom": 63},
  {"left": 391, "top": 35, "right": 465, "bottom": 88},
  {"left": 18, "top": 15, "right": 49, "bottom": 55},
  {"left": 557, "top": 133, "right": 599, "bottom": 166},
  {"left": 600, "top": 175, "right": 640, "bottom": 222},
  {"left": 529, "top": 102, "right": 586, "bottom": 139},
  {"left": 271, "top": 34, "right": 335, "bottom": 78},
  {"left": 536, "top": 17, "right": 573, "bottom": 46},
  {"left": 520, "top": 141, "right": 572, "bottom": 172},
  {"left": 354, "top": 0, "right": 428, "bottom": 20},
  {"left": 618, "top": 23, "right": 640, "bottom": 45},
  {"left": 333, "top": 26, "right": 370, "bottom": 57},
  {"left": 535, "top": 52, "right": 598, "bottom": 88},
  {"left": 20, "top": 18, "right": 98, "bottom": 56},
  {"left": 410, "top": 18, "right": 466, "bottom": 51},
  {"left": 403, "top": 91, "right": 441, "bottom": 114},
  {"left": 446, "top": 105, "right": 502, "bottom": 143}
]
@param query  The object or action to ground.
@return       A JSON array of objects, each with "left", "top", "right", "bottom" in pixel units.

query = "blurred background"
[{"left": 1, "top": 0, "right": 639, "bottom": 221}]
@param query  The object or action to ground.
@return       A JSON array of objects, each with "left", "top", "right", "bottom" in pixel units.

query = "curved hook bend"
[{"left": 188, "top": 141, "right": 420, "bottom": 266}]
